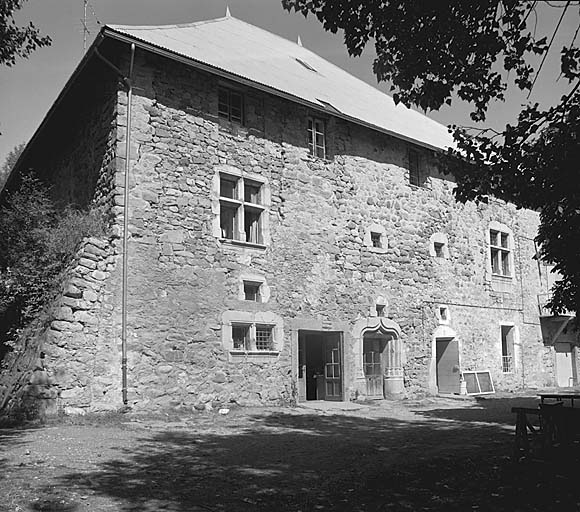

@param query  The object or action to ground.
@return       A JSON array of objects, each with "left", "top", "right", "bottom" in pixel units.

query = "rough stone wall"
[
  {"left": 18, "top": 56, "right": 119, "bottom": 209},
  {"left": 38, "top": 49, "right": 555, "bottom": 411}
]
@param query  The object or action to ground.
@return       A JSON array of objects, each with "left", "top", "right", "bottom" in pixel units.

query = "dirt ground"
[{"left": 1, "top": 393, "right": 580, "bottom": 512}]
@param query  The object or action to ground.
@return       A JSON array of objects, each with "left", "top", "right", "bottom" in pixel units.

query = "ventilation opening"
[{"left": 295, "top": 57, "right": 317, "bottom": 72}]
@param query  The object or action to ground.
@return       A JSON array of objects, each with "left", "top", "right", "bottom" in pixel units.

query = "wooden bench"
[
  {"left": 513, "top": 404, "right": 580, "bottom": 459},
  {"left": 512, "top": 407, "right": 543, "bottom": 458}
]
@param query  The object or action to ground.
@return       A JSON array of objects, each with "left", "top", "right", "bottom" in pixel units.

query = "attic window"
[
  {"left": 409, "top": 149, "right": 421, "bottom": 187},
  {"left": 308, "top": 117, "right": 326, "bottom": 158},
  {"left": 218, "top": 86, "right": 243, "bottom": 124},
  {"left": 295, "top": 57, "right": 317, "bottom": 72}
]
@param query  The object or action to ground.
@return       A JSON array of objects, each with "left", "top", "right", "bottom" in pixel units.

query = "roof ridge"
[{"left": 107, "top": 15, "right": 230, "bottom": 32}]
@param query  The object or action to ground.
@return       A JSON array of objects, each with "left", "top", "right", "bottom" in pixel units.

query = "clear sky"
[{"left": 1, "top": 0, "right": 577, "bottom": 164}]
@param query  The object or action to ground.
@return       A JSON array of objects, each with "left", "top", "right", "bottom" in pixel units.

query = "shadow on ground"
[{"left": 39, "top": 397, "right": 580, "bottom": 512}]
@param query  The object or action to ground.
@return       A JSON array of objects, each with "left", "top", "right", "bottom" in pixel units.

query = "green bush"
[{"left": 0, "top": 172, "right": 107, "bottom": 352}]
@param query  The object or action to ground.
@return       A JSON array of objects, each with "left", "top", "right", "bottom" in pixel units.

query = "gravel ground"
[{"left": 1, "top": 393, "right": 579, "bottom": 511}]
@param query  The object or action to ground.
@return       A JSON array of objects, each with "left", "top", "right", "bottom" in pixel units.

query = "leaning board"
[{"left": 462, "top": 370, "right": 495, "bottom": 395}]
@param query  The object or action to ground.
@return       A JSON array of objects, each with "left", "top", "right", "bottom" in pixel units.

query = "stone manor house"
[{"left": 4, "top": 13, "right": 577, "bottom": 412}]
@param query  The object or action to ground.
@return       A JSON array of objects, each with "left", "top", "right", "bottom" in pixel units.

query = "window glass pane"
[
  {"left": 501, "top": 251, "right": 510, "bottom": 275},
  {"left": 491, "top": 248, "right": 500, "bottom": 274},
  {"left": 316, "top": 146, "right": 326, "bottom": 159},
  {"left": 244, "top": 282, "right": 260, "bottom": 301},
  {"left": 490, "top": 230, "right": 499, "bottom": 246},
  {"left": 371, "top": 232, "right": 382, "bottom": 248},
  {"left": 315, "top": 120, "right": 324, "bottom": 133},
  {"left": 230, "top": 92, "right": 242, "bottom": 111},
  {"left": 255, "top": 325, "right": 273, "bottom": 350},
  {"left": 244, "top": 182, "right": 261, "bottom": 204},
  {"left": 434, "top": 242, "right": 444, "bottom": 257},
  {"left": 220, "top": 175, "right": 237, "bottom": 199},
  {"left": 500, "top": 232, "right": 509, "bottom": 248},
  {"left": 220, "top": 204, "right": 237, "bottom": 239},
  {"left": 218, "top": 88, "right": 229, "bottom": 118},
  {"left": 232, "top": 324, "right": 250, "bottom": 350},
  {"left": 244, "top": 207, "right": 262, "bottom": 244}
]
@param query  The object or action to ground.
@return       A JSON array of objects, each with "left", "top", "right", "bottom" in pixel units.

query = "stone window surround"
[
  {"left": 222, "top": 311, "right": 283, "bottom": 362},
  {"left": 363, "top": 223, "right": 388, "bottom": 253},
  {"left": 238, "top": 272, "right": 271, "bottom": 303},
  {"left": 486, "top": 221, "right": 515, "bottom": 287},
  {"left": 211, "top": 164, "right": 271, "bottom": 249},
  {"left": 429, "top": 232, "right": 449, "bottom": 259}
]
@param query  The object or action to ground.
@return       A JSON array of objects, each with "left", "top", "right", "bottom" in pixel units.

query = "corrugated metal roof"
[{"left": 108, "top": 15, "right": 454, "bottom": 151}]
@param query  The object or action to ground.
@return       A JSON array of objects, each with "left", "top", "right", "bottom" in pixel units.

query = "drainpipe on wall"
[
  {"left": 95, "top": 42, "right": 135, "bottom": 407},
  {"left": 121, "top": 43, "right": 135, "bottom": 407}
]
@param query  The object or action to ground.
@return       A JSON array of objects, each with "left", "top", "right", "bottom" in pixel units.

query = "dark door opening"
[
  {"left": 436, "top": 337, "right": 460, "bottom": 394},
  {"left": 298, "top": 331, "right": 343, "bottom": 401}
]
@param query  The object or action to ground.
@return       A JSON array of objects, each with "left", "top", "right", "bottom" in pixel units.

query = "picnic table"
[
  {"left": 512, "top": 393, "right": 580, "bottom": 459},
  {"left": 540, "top": 393, "right": 580, "bottom": 407}
]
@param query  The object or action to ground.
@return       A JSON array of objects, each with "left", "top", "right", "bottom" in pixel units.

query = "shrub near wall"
[{"left": 0, "top": 173, "right": 108, "bottom": 420}]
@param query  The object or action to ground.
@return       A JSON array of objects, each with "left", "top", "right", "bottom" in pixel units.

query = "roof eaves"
[
  {"left": 103, "top": 25, "right": 447, "bottom": 153},
  {"left": 3, "top": 31, "right": 109, "bottom": 193}
]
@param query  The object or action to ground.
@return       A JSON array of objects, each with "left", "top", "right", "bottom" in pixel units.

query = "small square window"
[
  {"left": 371, "top": 232, "right": 382, "bottom": 249},
  {"left": 244, "top": 281, "right": 261, "bottom": 302},
  {"left": 376, "top": 304, "right": 386, "bottom": 317},
  {"left": 255, "top": 325, "right": 274, "bottom": 351},
  {"left": 439, "top": 307, "right": 448, "bottom": 322},
  {"left": 434, "top": 242, "right": 445, "bottom": 258},
  {"left": 232, "top": 324, "right": 250, "bottom": 350}
]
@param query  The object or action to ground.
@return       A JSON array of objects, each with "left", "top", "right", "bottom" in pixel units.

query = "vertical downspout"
[{"left": 121, "top": 43, "right": 135, "bottom": 406}]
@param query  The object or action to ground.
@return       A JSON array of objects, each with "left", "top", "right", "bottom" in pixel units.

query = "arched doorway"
[{"left": 354, "top": 318, "right": 403, "bottom": 398}]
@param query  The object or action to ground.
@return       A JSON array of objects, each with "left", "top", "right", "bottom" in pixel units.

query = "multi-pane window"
[
  {"left": 219, "top": 173, "right": 265, "bottom": 244},
  {"left": 308, "top": 117, "right": 326, "bottom": 158},
  {"left": 218, "top": 86, "right": 243, "bottom": 124},
  {"left": 409, "top": 149, "right": 421, "bottom": 186},
  {"left": 255, "top": 325, "right": 274, "bottom": 351},
  {"left": 231, "top": 323, "right": 274, "bottom": 351},
  {"left": 490, "top": 229, "right": 511, "bottom": 276}
]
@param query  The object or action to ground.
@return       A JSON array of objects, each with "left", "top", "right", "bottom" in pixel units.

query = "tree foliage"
[
  {"left": 0, "top": 0, "right": 51, "bottom": 67},
  {"left": 0, "top": 142, "right": 25, "bottom": 191},
  {"left": 283, "top": 0, "right": 580, "bottom": 313},
  {"left": 0, "top": 173, "right": 106, "bottom": 347}
]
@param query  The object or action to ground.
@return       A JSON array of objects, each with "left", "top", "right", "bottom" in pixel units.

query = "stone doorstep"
[{"left": 297, "top": 400, "right": 369, "bottom": 412}]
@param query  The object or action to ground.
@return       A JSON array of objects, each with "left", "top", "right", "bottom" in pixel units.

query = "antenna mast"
[{"left": 82, "top": 0, "right": 89, "bottom": 52}]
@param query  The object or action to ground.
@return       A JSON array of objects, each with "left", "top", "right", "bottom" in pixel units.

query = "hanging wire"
[{"left": 527, "top": 0, "right": 571, "bottom": 97}]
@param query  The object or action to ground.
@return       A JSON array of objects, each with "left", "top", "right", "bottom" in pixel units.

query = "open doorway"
[
  {"left": 555, "top": 342, "right": 577, "bottom": 387},
  {"left": 298, "top": 331, "right": 343, "bottom": 401}
]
